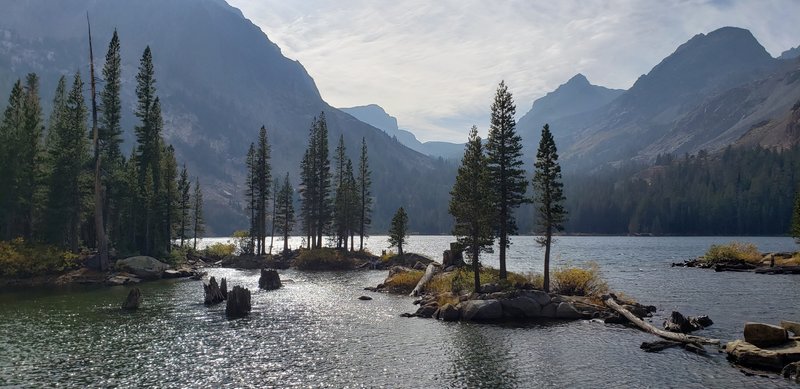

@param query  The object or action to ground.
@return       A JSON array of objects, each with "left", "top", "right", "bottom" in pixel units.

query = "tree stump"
[
  {"left": 121, "top": 287, "right": 142, "bottom": 310},
  {"left": 220, "top": 278, "right": 228, "bottom": 299},
  {"left": 226, "top": 286, "right": 252, "bottom": 318},
  {"left": 204, "top": 277, "right": 225, "bottom": 305},
  {"left": 258, "top": 269, "right": 282, "bottom": 290}
]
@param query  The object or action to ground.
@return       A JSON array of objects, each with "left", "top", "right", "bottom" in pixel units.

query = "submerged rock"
[
  {"left": 258, "top": 269, "right": 282, "bottom": 290},
  {"left": 744, "top": 322, "right": 789, "bottom": 348},
  {"left": 358, "top": 295, "right": 372, "bottom": 301},
  {"left": 225, "top": 286, "right": 252, "bottom": 319},
  {"left": 121, "top": 288, "right": 142, "bottom": 310}
]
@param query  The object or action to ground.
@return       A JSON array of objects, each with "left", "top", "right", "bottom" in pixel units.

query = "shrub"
[
  {"left": 425, "top": 266, "right": 534, "bottom": 295},
  {"left": 702, "top": 242, "right": 761, "bottom": 264},
  {"left": 380, "top": 250, "right": 396, "bottom": 262},
  {"left": 0, "top": 238, "right": 81, "bottom": 278},
  {"left": 383, "top": 269, "right": 424, "bottom": 293},
  {"left": 165, "top": 246, "right": 189, "bottom": 266},
  {"left": 551, "top": 262, "right": 609, "bottom": 297},
  {"left": 203, "top": 242, "right": 236, "bottom": 260},
  {"left": 294, "top": 248, "right": 355, "bottom": 270}
]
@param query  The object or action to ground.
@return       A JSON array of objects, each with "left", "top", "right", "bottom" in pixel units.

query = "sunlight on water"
[{"left": 1, "top": 236, "right": 798, "bottom": 387}]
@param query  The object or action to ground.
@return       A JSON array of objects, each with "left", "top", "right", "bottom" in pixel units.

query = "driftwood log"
[
  {"left": 603, "top": 295, "right": 720, "bottom": 346},
  {"left": 410, "top": 263, "right": 438, "bottom": 297}
]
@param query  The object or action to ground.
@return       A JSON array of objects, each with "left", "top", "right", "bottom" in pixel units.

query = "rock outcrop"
[
  {"left": 115, "top": 256, "right": 170, "bottom": 280},
  {"left": 663, "top": 311, "right": 714, "bottom": 333},
  {"left": 726, "top": 339, "right": 800, "bottom": 372},
  {"left": 258, "top": 269, "right": 282, "bottom": 290},
  {"left": 121, "top": 288, "right": 142, "bottom": 310},
  {"left": 225, "top": 286, "right": 252, "bottom": 319}
]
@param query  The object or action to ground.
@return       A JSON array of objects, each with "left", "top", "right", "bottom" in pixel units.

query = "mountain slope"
[{"left": 0, "top": 0, "right": 454, "bottom": 234}]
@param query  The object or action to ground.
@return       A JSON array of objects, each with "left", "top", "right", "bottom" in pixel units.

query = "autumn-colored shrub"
[
  {"left": 702, "top": 242, "right": 761, "bottom": 264},
  {"left": 551, "top": 262, "right": 609, "bottom": 297},
  {"left": 0, "top": 238, "right": 81, "bottom": 278}
]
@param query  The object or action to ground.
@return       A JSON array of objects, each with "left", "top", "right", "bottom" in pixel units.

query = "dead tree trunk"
[
  {"left": 410, "top": 263, "right": 438, "bottom": 297},
  {"left": 603, "top": 295, "right": 720, "bottom": 346}
]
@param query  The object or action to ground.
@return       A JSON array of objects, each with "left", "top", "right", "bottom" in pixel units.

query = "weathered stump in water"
[
  {"left": 204, "top": 277, "right": 225, "bottom": 305},
  {"left": 258, "top": 269, "right": 282, "bottom": 290},
  {"left": 220, "top": 278, "right": 228, "bottom": 299},
  {"left": 121, "top": 287, "right": 142, "bottom": 310},
  {"left": 225, "top": 286, "right": 252, "bottom": 318}
]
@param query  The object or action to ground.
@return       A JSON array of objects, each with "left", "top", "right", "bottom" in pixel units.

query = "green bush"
[
  {"left": 165, "top": 246, "right": 189, "bottom": 266},
  {"left": 551, "top": 262, "right": 609, "bottom": 297},
  {"left": 294, "top": 248, "right": 355, "bottom": 270},
  {"left": 0, "top": 238, "right": 81, "bottom": 278},
  {"left": 702, "top": 241, "right": 761, "bottom": 264}
]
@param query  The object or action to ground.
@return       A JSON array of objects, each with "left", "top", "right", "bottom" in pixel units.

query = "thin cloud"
[{"left": 227, "top": 0, "right": 800, "bottom": 143}]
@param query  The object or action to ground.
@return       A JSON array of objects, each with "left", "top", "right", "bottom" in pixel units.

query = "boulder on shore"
[
  {"left": 435, "top": 303, "right": 460, "bottom": 321},
  {"left": 555, "top": 302, "right": 584, "bottom": 320},
  {"left": 500, "top": 297, "right": 542, "bottom": 318},
  {"left": 744, "top": 322, "right": 789, "bottom": 348},
  {"left": 121, "top": 288, "right": 142, "bottom": 310},
  {"left": 115, "top": 256, "right": 169, "bottom": 280},
  {"left": 781, "top": 320, "right": 800, "bottom": 336},
  {"left": 258, "top": 269, "right": 282, "bottom": 290},
  {"left": 726, "top": 338, "right": 800, "bottom": 372},
  {"left": 225, "top": 286, "right": 252, "bottom": 319},
  {"left": 203, "top": 277, "right": 226, "bottom": 305},
  {"left": 460, "top": 299, "right": 503, "bottom": 321}
]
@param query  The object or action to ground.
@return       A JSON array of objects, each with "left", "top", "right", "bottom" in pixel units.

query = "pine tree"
[
  {"left": 46, "top": 73, "right": 90, "bottom": 251},
  {"left": 245, "top": 143, "right": 257, "bottom": 253},
  {"left": 0, "top": 80, "right": 24, "bottom": 240},
  {"left": 357, "top": 137, "right": 372, "bottom": 251},
  {"left": 388, "top": 207, "right": 408, "bottom": 257},
  {"left": 254, "top": 126, "right": 271, "bottom": 255},
  {"left": 269, "top": 179, "right": 278, "bottom": 254},
  {"left": 298, "top": 114, "right": 332, "bottom": 249},
  {"left": 345, "top": 159, "right": 358, "bottom": 252},
  {"left": 176, "top": 164, "right": 191, "bottom": 247},
  {"left": 192, "top": 178, "right": 205, "bottom": 250},
  {"left": 333, "top": 134, "right": 347, "bottom": 249},
  {"left": 450, "top": 126, "right": 494, "bottom": 293},
  {"left": 100, "top": 30, "right": 124, "bottom": 249},
  {"left": 486, "top": 80, "right": 527, "bottom": 280},
  {"left": 792, "top": 187, "right": 800, "bottom": 244},
  {"left": 161, "top": 144, "right": 179, "bottom": 254},
  {"left": 532, "top": 124, "right": 567, "bottom": 293},
  {"left": 274, "top": 172, "right": 295, "bottom": 253},
  {"left": 299, "top": 145, "right": 315, "bottom": 249}
]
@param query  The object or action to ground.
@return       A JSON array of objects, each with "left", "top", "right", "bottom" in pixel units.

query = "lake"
[{"left": 1, "top": 236, "right": 799, "bottom": 388}]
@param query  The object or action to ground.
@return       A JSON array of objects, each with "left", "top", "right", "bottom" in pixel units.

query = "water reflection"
[{"left": 447, "top": 323, "right": 517, "bottom": 388}]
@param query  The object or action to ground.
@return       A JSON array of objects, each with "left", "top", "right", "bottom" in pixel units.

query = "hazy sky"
[{"left": 227, "top": 0, "right": 800, "bottom": 142}]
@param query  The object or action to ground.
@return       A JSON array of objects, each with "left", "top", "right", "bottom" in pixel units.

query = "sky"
[{"left": 226, "top": 0, "right": 800, "bottom": 143}]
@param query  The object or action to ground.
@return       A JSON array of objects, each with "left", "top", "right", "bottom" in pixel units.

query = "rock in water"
[
  {"left": 664, "top": 311, "right": 714, "bottom": 333},
  {"left": 225, "top": 286, "right": 252, "bottom": 319},
  {"left": 121, "top": 288, "right": 142, "bottom": 310},
  {"left": 220, "top": 278, "right": 228, "bottom": 299},
  {"left": 358, "top": 295, "right": 372, "bottom": 300},
  {"left": 203, "top": 277, "right": 225, "bottom": 305},
  {"left": 258, "top": 269, "right": 282, "bottom": 290},
  {"left": 744, "top": 322, "right": 789, "bottom": 348},
  {"left": 784, "top": 361, "right": 800, "bottom": 382}
]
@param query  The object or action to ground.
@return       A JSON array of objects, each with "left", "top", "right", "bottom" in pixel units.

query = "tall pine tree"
[
  {"left": 450, "top": 126, "right": 494, "bottom": 293},
  {"left": 532, "top": 124, "right": 567, "bottom": 293},
  {"left": 357, "top": 137, "right": 372, "bottom": 251},
  {"left": 486, "top": 80, "right": 527, "bottom": 280},
  {"left": 298, "top": 113, "right": 332, "bottom": 249},
  {"left": 274, "top": 172, "right": 295, "bottom": 253},
  {"left": 0, "top": 81, "right": 24, "bottom": 240},
  {"left": 388, "top": 207, "right": 408, "bottom": 257},
  {"left": 176, "top": 164, "right": 191, "bottom": 247},
  {"left": 192, "top": 178, "right": 205, "bottom": 250},
  {"left": 792, "top": 186, "right": 800, "bottom": 244},
  {"left": 254, "top": 126, "right": 271, "bottom": 255}
]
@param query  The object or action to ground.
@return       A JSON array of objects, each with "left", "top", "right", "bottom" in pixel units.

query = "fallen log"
[
  {"left": 410, "top": 263, "right": 439, "bottom": 297},
  {"left": 603, "top": 295, "right": 720, "bottom": 346}
]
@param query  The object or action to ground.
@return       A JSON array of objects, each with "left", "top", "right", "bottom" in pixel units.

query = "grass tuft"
[{"left": 701, "top": 241, "right": 761, "bottom": 264}]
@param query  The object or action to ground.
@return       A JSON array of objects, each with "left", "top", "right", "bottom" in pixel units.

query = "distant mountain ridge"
[
  {"left": 341, "top": 104, "right": 464, "bottom": 160},
  {"left": 516, "top": 26, "right": 800, "bottom": 170}
]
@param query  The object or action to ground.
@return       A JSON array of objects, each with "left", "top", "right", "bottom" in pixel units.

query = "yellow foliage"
[
  {"left": 383, "top": 269, "right": 424, "bottom": 292},
  {"left": 0, "top": 238, "right": 81, "bottom": 278},
  {"left": 551, "top": 262, "right": 609, "bottom": 297},
  {"left": 424, "top": 266, "right": 538, "bottom": 295},
  {"left": 203, "top": 242, "right": 236, "bottom": 259},
  {"left": 702, "top": 241, "right": 762, "bottom": 264}
]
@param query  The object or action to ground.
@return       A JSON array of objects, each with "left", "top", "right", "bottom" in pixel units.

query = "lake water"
[{"left": 1, "top": 236, "right": 799, "bottom": 388}]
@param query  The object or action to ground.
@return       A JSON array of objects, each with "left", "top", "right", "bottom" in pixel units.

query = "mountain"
[
  {"left": 516, "top": 73, "right": 624, "bottom": 157},
  {"left": 779, "top": 46, "right": 800, "bottom": 60},
  {"left": 341, "top": 104, "right": 464, "bottom": 160},
  {"left": 517, "top": 26, "right": 793, "bottom": 170},
  {"left": 0, "top": 0, "right": 455, "bottom": 235}
]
